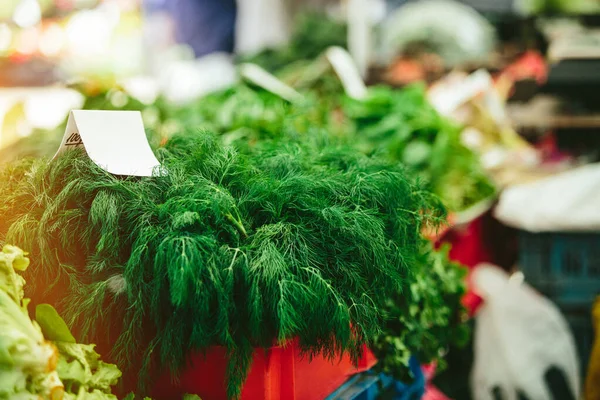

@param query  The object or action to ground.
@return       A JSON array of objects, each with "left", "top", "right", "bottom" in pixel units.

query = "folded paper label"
[
  {"left": 53, "top": 110, "right": 162, "bottom": 177},
  {"left": 239, "top": 63, "right": 303, "bottom": 103},
  {"left": 326, "top": 46, "right": 368, "bottom": 100}
]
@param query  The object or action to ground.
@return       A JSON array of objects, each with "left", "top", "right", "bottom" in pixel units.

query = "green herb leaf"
[{"left": 36, "top": 304, "right": 76, "bottom": 344}]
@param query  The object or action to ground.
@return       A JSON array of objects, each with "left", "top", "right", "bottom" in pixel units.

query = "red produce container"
[
  {"left": 436, "top": 209, "right": 518, "bottom": 316},
  {"left": 151, "top": 340, "right": 376, "bottom": 400},
  {"left": 24, "top": 270, "right": 376, "bottom": 399}
]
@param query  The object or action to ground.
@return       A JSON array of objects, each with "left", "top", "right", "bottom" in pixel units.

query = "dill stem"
[{"left": 225, "top": 213, "right": 248, "bottom": 239}]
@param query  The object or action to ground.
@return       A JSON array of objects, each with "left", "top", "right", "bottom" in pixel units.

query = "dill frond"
[{"left": 0, "top": 130, "right": 439, "bottom": 398}]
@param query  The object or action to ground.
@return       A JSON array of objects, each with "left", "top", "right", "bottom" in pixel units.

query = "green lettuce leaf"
[
  {"left": 36, "top": 304, "right": 77, "bottom": 344},
  {"left": 0, "top": 245, "right": 64, "bottom": 399},
  {"left": 55, "top": 342, "right": 121, "bottom": 395}
]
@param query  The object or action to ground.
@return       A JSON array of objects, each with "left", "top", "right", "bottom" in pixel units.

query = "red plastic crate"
[
  {"left": 23, "top": 272, "right": 376, "bottom": 399},
  {"left": 435, "top": 214, "right": 494, "bottom": 316},
  {"left": 151, "top": 340, "right": 376, "bottom": 400}
]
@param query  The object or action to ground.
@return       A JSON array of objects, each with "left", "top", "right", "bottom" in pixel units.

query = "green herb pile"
[
  {"left": 0, "top": 131, "right": 441, "bottom": 398},
  {"left": 371, "top": 242, "right": 469, "bottom": 382},
  {"left": 174, "top": 80, "right": 495, "bottom": 212},
  {"left": 342, "top": 84, "right": 496, "bottom": 212},
  {"left": 242, "top": 13, "right": 347, "bottom": 73}
]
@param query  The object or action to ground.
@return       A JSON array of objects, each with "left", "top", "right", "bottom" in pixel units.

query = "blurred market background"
[{"left": 1, "top": 0, "right": 600, "bottom": 399}]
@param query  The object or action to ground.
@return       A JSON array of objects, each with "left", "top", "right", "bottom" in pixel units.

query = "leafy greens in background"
[
  {"left": 241, "top": 13, "right": 347, "bottom": 74},
  {"left": 342, "top": 84, "right": 496, "bottom": 212},
  {"left": 237, "top": 12, "right": 496, "bottom": 211}
]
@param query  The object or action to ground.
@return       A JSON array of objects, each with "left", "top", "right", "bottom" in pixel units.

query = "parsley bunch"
[{"left": 371, "top": 242, "right": 469, "bottom": 382}]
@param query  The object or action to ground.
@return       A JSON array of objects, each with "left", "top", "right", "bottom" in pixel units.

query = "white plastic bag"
[
  {"left": 471, "top": 264, "right": 580, "bottom": 400},
  {"left": 495, "top": 163, "right": 600, "bottom": 232}
]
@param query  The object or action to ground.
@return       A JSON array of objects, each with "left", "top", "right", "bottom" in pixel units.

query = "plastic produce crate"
[
  {"left": 151, "top": 340, "right": 377, "bottom": 400},
  {"left": 24, "top": 275, "right": 377, "bottom": 399},
  {"left": 327, "top": 357, "right": 426, "bottom": 400},
  {"left": 518, "top": 231, "right": 600, "bottom": 376},
  {"left": 518, "top": 232, "right": 600, "bottom": 306},
  {"left": 326, "top": 372, "right": 391, "bottom": 400},
  {"left": 326, "top": 372, "right": 421, "bottom": 400}
]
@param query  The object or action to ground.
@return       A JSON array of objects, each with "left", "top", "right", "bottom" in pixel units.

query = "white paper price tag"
[
  {"left": 53, "top": 110, "right": 162, "bottom": 177},
  {"left": 239, "top": 63, "right": 303, "bottom": 103},
  {"left": 326, "top": 46, "right": 368, "bottom": 100}
]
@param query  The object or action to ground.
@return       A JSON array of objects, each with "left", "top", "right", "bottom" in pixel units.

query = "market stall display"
[
  {"left": 6, "top": 3, "right": 589, "bottom": 399},
  {"left": 0, "top": 128, "right": 453, "bottom": 398}
]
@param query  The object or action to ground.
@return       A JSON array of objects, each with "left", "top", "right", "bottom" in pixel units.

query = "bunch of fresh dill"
[{"left": 0, "top": 131, "right": 441, "bottom": 398}]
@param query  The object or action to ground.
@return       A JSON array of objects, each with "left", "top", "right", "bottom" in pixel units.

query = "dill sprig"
[{"left": 0, "top": 131, "right": 440, "bottom": 398}]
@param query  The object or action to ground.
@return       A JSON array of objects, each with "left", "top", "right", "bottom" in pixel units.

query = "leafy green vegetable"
[
  {"left": 36, "top": 303, "right": 121, "bottom": 399},
  {"left": 0, "top": 244, "right": 123, "bottom": 400},
  {"left": 372, "top": 242, "right": 470, "bottom": 381},
  {"left": 0, "top": 245, "right": 30, "bottom": 302},
  {"left": 342, "top": 84, "right": 496, "bottom": 211},
  {"left": 0, "top": 245, "right": 63, "bottom": 399},
  {"left": 55, "top": 342, "right": 121, "bottom": 398},
  {"left": 0, "top": 131, "right": 441, "bottom": 398},
  {"left": 36, "top": 304, "right": 77, "bottom": 344},
  {"left": 242, "top": 13, "right": 347, "bottom": 73}
]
